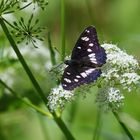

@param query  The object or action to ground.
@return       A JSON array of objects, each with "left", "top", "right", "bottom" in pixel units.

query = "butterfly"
[{"left": 61, "top": 26, "right": 107, "bottom": 90}]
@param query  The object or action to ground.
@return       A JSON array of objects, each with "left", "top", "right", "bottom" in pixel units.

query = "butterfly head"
[
  {"left": 64, "top": 59, "right": 80, "bottom": 67},
  {"left": 64, "top": 60, "right": 71, "bottom": 65}
]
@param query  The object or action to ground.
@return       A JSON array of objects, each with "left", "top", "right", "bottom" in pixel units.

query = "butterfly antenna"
[
  {"left": 54, "top": 47, "right": 60, "bottom": 54},
  {"left": 49, "top": 62, "right": 64, "bottom": 72}
]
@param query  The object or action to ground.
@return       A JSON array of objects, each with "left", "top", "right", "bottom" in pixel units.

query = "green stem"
[
  {"left": 3, "top": 17, "right": 18, "bottom": 30},
  {"left": 61, "top": 0, "right": 66, "bottom": 61},
  {"left": 93, "top": 109, "right": 102, "bottom": 140},
  {"left": 111, "top": 109, "right": 134, "bottom": 140},
  {"left": 48, "top": 31, "right": 56, "bottom": 65},
  {"left": 0, "top": 17, "right": 75, "bottom": 140},
  {"left": 0, "top": 79, "right": 52, "bottom": 118},
  {"left": 53, "top": 113, "right": 75, "bottom": 140}
]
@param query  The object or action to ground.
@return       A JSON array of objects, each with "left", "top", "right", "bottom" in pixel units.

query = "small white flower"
[
  {"left": 121, "top": 73, "right": 140, "bottom": 85},
  {"left": 47, "top": 85, "right": 74, "bottom": 112},
  {"left": 96, "top": 87, "right": 124, "bottom": 110},
  {"left": 107, "top": 87, "right": 124, "bottom": 102},
  {"left": 96, "top": 87, "right": 124, "bottom": 103},
  {"left": 120, "top": 73, "right": 140, "bottom": 91}
]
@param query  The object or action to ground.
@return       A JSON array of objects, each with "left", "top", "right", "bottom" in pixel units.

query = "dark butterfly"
[{"left": 61, "top": 26, "right": 106, "bottom": 90}]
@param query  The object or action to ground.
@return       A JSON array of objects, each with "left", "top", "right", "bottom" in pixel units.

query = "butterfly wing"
[
  {"left": 61, "top": 66, "right": 101, "bottom": 90},
  {"left": 71, "top": 26, "right": 106, "bottom": 66}
]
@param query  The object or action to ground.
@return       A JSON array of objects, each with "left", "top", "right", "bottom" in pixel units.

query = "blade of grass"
[{"left": 0, "top": 17, "right": 75, "bottom": 140}]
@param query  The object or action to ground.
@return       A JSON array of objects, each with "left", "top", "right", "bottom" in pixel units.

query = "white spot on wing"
[
  {"left": 64, "top": 78, "right": 71, "bottom": 83},
  {"left": 87, "top": 48, "right": 92, "bottom": 52},
  {"left": 80, "top": 72, "right": 87, "bottom": 78},
  {"left": 88, "top": 53, "right": 95, "bottom": 57},
  {"left": 86, "top": 29, "right": 90, "bottom": 33},
  {"left": 81, "top": 37, "right": 86, "bottom": 40},
  {"left": 76, "top": 75, "right": 81, "bottom": 78},
  {"left": 77, "top": 46, "right": 81, "bottom": 49},
  {"left": 85, "top": 37, "right": 89, "bottom": 41},
  {"left": 89, "top": 43, "right": 93, "bottom": 47},
  {"left": 81, "top": 37, "right": 89, "bottom": 41},
  {"left": 88, "top": 53, "right": 97, "bottom": 64},
  {"left": 90, "top": 58, "right": 97, "bottom": 63},
  {"left": 74, "top": 79, "right": 78, "bottom": 82},
  {"left": 66, "top": 72, "right": 70, "bottom": 75},
  {"left": 63, "top": 84, "right": 67, "bottom": 87},
  {"left": 85, "top": 68, "right": 95, "bottom": 75},
  {"left": 80, "top": 69, "right": 95, "bottom": 78}
]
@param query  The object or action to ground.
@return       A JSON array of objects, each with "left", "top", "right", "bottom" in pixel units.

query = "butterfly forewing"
[{"left": 71, "top": 26, "right": 106, "bottom": 66}]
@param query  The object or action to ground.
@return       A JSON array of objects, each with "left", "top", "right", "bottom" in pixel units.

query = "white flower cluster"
[
  {"left": 96, "top": 44, "right": 140, "bottom": 109},
  {"left": 96, "top": 86, "right": 124, "bottom": 110},
  {"left": 101, "top": 44, "right": 140, "bottom": 91},
  {"left": 97, "top": 87, "right": 124, "bottom": 103},
  {"left": 47, "top": 85, "right": 74, "bottom": 112}
]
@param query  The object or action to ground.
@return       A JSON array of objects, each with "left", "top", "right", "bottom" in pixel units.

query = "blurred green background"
[{"left": 0, "top": 0, "right": 140, "bottom": 140}]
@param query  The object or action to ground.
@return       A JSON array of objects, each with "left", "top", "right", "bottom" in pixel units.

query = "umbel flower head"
[
  {"left": 47, "top": 85, "right": 74, "bottom": 112},
  {"left": 47, "top": 44, "right": 140, "bottom": 112},
  {"left": 11, "top": 14, "right": 44, "bottom": 48},
  {"left": 101, "top": 44, "right": 140, "bottom": 91}
]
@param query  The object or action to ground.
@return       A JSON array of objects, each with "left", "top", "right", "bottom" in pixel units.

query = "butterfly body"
[
  {"left": 61, "top": 26, "right": 107, "bottom": 90},
  {"left": 65, "top": 57, "right": 99, "bottom": 68}
]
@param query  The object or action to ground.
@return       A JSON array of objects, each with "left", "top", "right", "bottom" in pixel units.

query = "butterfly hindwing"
[{"left": 62, "top": 66, "right": 101, "bottom": 90}]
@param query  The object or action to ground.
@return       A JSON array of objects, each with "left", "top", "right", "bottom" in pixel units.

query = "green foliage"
[
  {"left": 11, "top": 14, "right": 44, "bottom": 48},
  {"left": 33, "top": 0, "right": 48, "bottom": 10},
  {"left": 0, "top": 0, "right": 19, "bottom": 15}
]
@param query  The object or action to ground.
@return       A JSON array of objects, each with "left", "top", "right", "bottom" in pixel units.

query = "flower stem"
[
  {"left": 53, "top": 112, "right": 75, "bottom": 140},
  {"left": 61, "top": 0, "right": 66, "bottom": 61},
  {"left": 0, "top": 17, "right": 75, "bottom": 140},
  {"left": 48, "top": 31, "right": 56, "bottom": 65},
  {"left": 0, "top": 79, "right": 52, "bottom": 118},
  {"left": 112, "top": 109, "right": 135, "bottom": 140}
]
